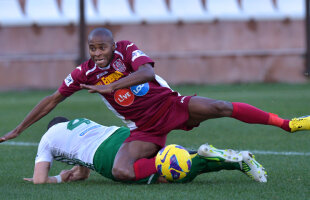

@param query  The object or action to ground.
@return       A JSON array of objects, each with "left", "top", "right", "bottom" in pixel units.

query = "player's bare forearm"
[
  {"left": 111, "top": 63, "right": 155, "bottom": 91},
  {"left": 80, "top": 63, "right": 155, "bottom": 94},
  {"left": 25, "top": 162, "right": 82, "bottom": 184},
  {"left": 25, "top": 173, "right": 73, "bottom": 184},
  {"left": 16, "top": 91, "right": 65, "bottom": 131},
  {"left": 0, "top": 90, "right": 66, "bottom": 143},
  {"left": 24, "top": 176, "right": 59, "bottom": 184},
  {"left": 31, "top": 166, "right": 90, "bottom": 184}
]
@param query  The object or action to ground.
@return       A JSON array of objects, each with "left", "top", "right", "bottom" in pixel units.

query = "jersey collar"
[{"left": 97, "top": 64, "right": 111, "bottom": 70}]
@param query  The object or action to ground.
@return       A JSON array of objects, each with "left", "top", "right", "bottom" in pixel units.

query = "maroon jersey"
[{"left": 59, "top": 40, "right": 179, "bottom": 130}]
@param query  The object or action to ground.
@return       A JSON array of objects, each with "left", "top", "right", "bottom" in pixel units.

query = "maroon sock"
[
  {"left": 133, "top": 157, "right": 156, "bottom": 180},
  {"left": 281, "top": 119, "right": 291, "bottom": 132},
  {"left": 231, "top": 102, "right": 291, "bottom": 132}
]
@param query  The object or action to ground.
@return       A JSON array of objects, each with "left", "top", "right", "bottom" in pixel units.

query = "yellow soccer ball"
[{"left": 155, "top": 144, "right": 192, "bottom": 181}]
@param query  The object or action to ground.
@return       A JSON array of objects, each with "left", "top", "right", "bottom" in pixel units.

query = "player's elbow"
[
  {"left": 40, "top": 93, "right": 65, "bottom": 115},
  {"left": 49, "top": 91, "right": 66, "bottom": 105},
  {"left": 139, "top": 64, "right": 155, "bottom": 82},
  {"left": 145, "top": 70, "right": 155, "bottom": 82}
]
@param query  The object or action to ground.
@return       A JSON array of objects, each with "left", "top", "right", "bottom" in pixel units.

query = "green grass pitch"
[{"left": 1, "top": 83, "right": 310, "bottom": 199}]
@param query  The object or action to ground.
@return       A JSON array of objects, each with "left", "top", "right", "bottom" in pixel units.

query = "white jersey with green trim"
[{"left": 35, "top": 118, "right": 119, "bottom": 169}]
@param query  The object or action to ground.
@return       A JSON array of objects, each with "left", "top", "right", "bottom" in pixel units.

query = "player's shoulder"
[
  {"left": 40, "top": 122, "right": 68, "bottom": 143},
  {"left": 39, "top": 128, "right": 54, "bottom": 146},
  {"left": 72, "top": 59, "right": 96, "bottom": 77},
  {"left": 115, "top": 40, "right": 139, "bottom": 61},
  {"left": 45, "top": 122, "right": 68, "bottom": 136},
  {"left": 116, "top": 40, "right": 132, "bottom": 46},
  {"left": 79, "top": 59, "right": 95, "bottom": 72},
  {"left": 116, "top": 40, "right": 136, "bottom": 51}
]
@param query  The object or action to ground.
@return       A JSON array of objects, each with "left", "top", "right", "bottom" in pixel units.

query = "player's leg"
[
  {"left": 177, "top": 144, "right": 267, "bottom": 183},
  {"left": 115, "top": 144, "right": 266, "bottom": 184},
  {"left": 133, "top": 145, "right": 265, "bottom": 184},
  {"left": 186, "top": 96, "right": 295, "bottom": 132},
  {"left": 93, "top": 127, "right": 160, "bottom": 183},
  {"left": 125, "top": 149, "right": 242, "bottom": 184},
  {"left": 112, "top": 141, "right": 160, "bottom": 181},
  {"left": 176, "top": 154, "right": 240, "bottom": 183},
  {"left": 176, "top": 145, "right": 241, "bottom": 183}
]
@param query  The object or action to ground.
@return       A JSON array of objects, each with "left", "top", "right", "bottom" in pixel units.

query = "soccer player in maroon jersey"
[{"left": 1, "top": 27, "right": 309, "bottom": 182}]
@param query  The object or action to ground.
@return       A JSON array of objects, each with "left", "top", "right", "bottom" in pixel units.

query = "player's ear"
[{"left": 112, "top": 42, "right": 116, "bottom": 51}]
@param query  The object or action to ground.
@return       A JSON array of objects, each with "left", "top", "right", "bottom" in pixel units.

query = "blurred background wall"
[{"left": 0, "top": 0, "right": 308, "bottom": 90}]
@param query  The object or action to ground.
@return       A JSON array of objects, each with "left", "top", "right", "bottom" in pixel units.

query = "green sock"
[{"left": 175, "top": 154, "right": 241, "bottom": 183}]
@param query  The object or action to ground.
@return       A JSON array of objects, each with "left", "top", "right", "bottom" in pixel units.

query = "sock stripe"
[{"left": 268, "top": 113, "right": 284, "bottom": 127}]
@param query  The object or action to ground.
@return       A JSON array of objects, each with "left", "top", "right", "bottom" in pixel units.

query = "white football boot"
[
  {"left": 239, "top": 151, "right": 267, "bottom": 183},
  {"left": 198, "top": 143, "right": 242, "bottom": 162}
]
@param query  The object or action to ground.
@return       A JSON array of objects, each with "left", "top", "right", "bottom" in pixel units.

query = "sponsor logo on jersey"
[
  {"left": 64, "top": 74, "right": 74, "bottom": 87},
  {"left": 79, "top": 125, "right": 101, "bottom": 136},
  {"left": 96, "top": 71, "right": 108, "bottom": 79},
  {"left": 130, "top": 83, "right": 149, "bottom": 96},
  {"left": 114, "top": 89, "right": 134, "bottom": 107},
  {"left": 112, "top": 59, "right": 126, "bottom": 72},
  {"left": 132, "top": 50, "right": 148, "bottom": 62},
  {"left": 95, "top": 71, "right": 124, "bottom": 85}
]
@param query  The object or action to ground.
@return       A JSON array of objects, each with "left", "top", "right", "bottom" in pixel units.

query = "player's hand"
[
  {"left": 60, "top": 170, "right": 74, "bottom": 182},
  {"left": 0, "top": 130, "right": 20, "bottom": 143},
  {"left": 23, "top": 177, "right": 34, "bottom": 183},
  {"left": 157, "top": 176, "right": 169, "bottom": 183},
  {"left": 80, "top": 84, "right": 113, "bottom": 94}
]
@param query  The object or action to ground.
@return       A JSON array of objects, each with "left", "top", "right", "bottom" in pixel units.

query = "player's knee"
[
  {"left": 211, "top": 100, "right": 233, "bottom": 116},
  {"left": 112, "top": 166, "right": 135, "bottom": 181}
]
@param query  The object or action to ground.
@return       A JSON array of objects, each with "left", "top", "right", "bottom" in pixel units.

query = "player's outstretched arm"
[
  {"left": 24, "top": 164, "right": 90, "bottom": 184},
  {"left": 80, "top": 63, "right": 155, "bottom": 94},
  {"left": 24, "top": 162, "right": 76, "bottom": 184},
  {"left": 0, "top": 90, "right": 66, "bottom": 143}
]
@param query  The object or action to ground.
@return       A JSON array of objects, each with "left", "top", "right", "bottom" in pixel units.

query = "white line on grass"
[
  {"left": 1, "top": 141, "right": 310, "bottom": 156},
  {"left": 250, "top": 150, "right": 310, "bottom": 156},
  {"left": 0, "top": 141, "right": 38, "bottom": 146}
]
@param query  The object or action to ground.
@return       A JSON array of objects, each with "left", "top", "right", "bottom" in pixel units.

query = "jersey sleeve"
[
  {"left": 123, "top": 41, "right": 154, "bottom": 71},
  {"left": 58, "top": 66, "right": 86, "bottom": 97},
  {"left": 35, "top": 136, "right": 53, "bottom": 164}
]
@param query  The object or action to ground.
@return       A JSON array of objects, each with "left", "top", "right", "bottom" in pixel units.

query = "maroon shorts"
[{"left": 124, "top": 95, "right": 198, "bottom": 147}]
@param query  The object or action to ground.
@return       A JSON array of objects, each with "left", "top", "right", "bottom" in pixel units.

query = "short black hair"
[
  {"left": 47, "top": 116, "right": 69, "bottom": 130},
  {"left": 88, "top": 27, "right": 114, "bottom": 44}
]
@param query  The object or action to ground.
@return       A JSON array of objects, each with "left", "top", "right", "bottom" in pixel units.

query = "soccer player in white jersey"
[{"left": 23, "top": 117, "right": 267, "bottom": 184}]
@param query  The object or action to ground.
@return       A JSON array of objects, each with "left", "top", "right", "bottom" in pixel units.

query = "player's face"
[{"left": 88, "top": 35, "right": 115, "bottom": 68}]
